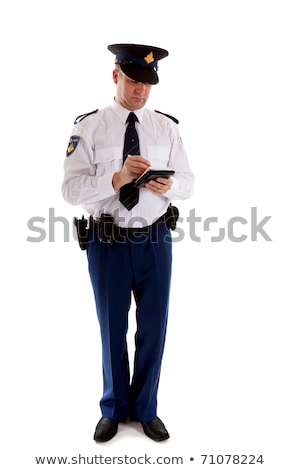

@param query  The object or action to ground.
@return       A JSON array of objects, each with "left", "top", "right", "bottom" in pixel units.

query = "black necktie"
[{"left": 119, "top": 112, "right": 140, "bottom": 210}]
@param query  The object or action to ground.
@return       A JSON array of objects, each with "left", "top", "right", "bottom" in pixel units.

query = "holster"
[
  {"left": 73, "top": 215, "right": 92, "bottom": 250},
  {"left": 73, "top": 214, "right": 116, "bottom": 249},
  {"left": 97, "top": 214, "right": 115, "bottom": 244},
  {"left": 165, "top": 204, "right": 179, "bottom": 230}
]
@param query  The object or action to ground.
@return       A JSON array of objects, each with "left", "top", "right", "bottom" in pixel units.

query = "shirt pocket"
[
  {"left": 94, "top": 146, "right": 123, "bottom": 176},
  {"left": 147, "top": 146, "right": 171, "bottom": 168}
]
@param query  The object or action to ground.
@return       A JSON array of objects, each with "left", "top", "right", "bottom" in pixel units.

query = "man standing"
[{"left": 62, "top": 43, "right": 194, "bottom": 442}]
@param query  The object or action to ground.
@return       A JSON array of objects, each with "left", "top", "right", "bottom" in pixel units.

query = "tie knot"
[{"left": 126, "top": 112, "right": 138, "bottom": 124}]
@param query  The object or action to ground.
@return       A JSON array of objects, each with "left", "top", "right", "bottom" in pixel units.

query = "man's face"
[{"left": 113, "top": 69, "right": 152, "bottom": 110}]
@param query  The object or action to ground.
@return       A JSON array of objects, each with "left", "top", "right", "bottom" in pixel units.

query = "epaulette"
[
  {"left": 154, "top": 109, "right": 179, "bottom": 124},
  {"left": 74, "top": 109, "right": 98, "bottom": 125}
]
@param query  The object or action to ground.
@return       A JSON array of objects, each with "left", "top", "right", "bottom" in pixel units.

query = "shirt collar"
[{"left": 111, "top": 99, "right": 144, "bottom": 124}]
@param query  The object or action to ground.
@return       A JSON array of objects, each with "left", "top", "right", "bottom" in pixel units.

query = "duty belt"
[{"left": 73, "top": 204, "right": 179, "bottom": 249}]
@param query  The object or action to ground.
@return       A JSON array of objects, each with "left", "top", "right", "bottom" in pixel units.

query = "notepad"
[{"left": 134, "top": 167, "right": 175, "bottom": 188}]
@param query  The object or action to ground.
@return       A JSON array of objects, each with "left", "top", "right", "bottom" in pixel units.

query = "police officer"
[{"left": 62, "top": 43, "right": 194, "bottom": 442}]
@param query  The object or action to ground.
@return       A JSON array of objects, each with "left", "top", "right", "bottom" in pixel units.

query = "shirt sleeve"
[
  {"left": 61, "top": 125, "right": 116, "bottom": 206},
  {"left": 163, "top": 124, "right": 195, "bottom": 200}
]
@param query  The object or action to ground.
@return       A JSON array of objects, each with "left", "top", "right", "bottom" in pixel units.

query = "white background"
[{"left": 1, "top": 0, "right": 299, "bottom": 468}]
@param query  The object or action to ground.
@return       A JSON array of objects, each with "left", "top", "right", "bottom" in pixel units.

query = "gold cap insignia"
[{"left": 144, "top": 51, "right": 154, "bottom": 64}]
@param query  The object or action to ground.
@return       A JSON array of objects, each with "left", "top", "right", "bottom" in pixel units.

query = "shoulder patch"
[
  {"left": 74, "top": 109, "right": 98, "bottom": 125},
  {"left": 154, "top": 109, "right": 179, "bottom": 124},
  {"left": 66, "top": 135, "right": 80, "bottom": 157}
]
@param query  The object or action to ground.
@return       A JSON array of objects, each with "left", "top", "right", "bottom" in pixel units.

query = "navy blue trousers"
[{"left": 86, "top": 224, "right": 172, "bottom": 422}]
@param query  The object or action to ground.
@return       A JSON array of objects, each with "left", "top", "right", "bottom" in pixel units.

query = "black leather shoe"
[
  {"left": 93, "top": 417, "right": 119, "bottom": 442},
  {"left": 141, "top": 417, "right": 170, "bottom": 442}
]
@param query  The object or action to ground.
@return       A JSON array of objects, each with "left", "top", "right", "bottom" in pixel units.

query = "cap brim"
[{"left": 120, "top": 63, "right": 158, "bottom": 85}]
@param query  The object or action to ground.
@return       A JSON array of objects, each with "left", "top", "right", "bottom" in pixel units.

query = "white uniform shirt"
[{"left": 62, "top": 100, "right": 194, "bottom": 227}]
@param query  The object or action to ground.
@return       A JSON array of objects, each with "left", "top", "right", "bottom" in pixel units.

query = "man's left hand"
[{"left": 146, "top": 177, "right": 173, "bottom": 194}]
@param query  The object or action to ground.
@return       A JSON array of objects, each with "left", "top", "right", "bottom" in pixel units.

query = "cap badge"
[{"left": 144, "top": 51, "right": 154, "bottom": 64}]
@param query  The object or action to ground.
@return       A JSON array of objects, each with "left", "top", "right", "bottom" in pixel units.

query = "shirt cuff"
[
  {"left": 163, "top": 176, "right": 179, "bottom": 199},
  {"left": 96, "top": 173, "right": 117, "bottom": 199}
]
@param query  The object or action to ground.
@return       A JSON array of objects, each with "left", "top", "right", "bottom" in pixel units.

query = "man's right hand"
[{"left": 112, "top": 155, "right": 150, "bottom": 191}]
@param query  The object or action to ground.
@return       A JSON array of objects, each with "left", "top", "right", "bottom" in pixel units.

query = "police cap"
[{"left": 108, "top": 43, "right": 168, "bottom": 85}]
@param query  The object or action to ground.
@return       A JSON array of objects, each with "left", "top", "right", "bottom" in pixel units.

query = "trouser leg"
[
  {"left": 129, "top": 224, "right": 172, "bottom": 422},
  {"left": 86, "top": 234, "right": 132, "bottom": 420}
]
